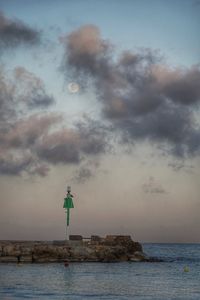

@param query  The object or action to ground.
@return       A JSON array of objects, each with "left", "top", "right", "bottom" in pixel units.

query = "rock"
[
  {"left": 71, "top": 245, "right": 94, "bottom": 257},
  {"left": 0, "top": 256, "right": 18, "bottom": 263},
  {"left": 20, "top": 247, "right": 32, "bottom": 256},
  {"left": 129, "top": 251, "right": 150, "bottom": 262},
  {"left": 102, "top": 236, "right": 142, "bottom": 255},
  {"left": 0, "top": 236, "right": 147, "bottom": 263},
  {"left": 20, "top": 256, "right": 33, "bottom": 263},
  {"left": 91, "top": 235, "right": 101, "bottom": 242},
  {"left": 53, "top": 240, "right": 66, "bottom": 245},
  {"left": 69, "top": 235, "right": 83, "bottom": 241}
]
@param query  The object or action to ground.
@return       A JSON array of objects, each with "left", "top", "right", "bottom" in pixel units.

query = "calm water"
[{"left": 0, "top": 244, "right": 200, "bottom": 300}]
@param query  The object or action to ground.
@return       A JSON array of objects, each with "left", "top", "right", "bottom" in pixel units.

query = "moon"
[{"left": 68, "top": 82, "right": 80, "bottom": 93}]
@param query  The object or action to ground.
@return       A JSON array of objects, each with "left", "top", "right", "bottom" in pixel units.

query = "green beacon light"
[{"left": 63, "top": 186, "right": 74, "bottom": 240}]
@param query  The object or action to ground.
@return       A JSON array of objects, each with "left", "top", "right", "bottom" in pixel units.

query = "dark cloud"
[
  {"left": 0, "top": 68, "right": 15, "bottom": 124},
  {"left": 0, "top": 152, "right": 50, "bottom": 177},
  {"left": 14, "top": 67, "right": 54, "bottom": 108},
  {"left": 168, "top": 161, "right": 194, "bottom": 173},
  {"left": 0, "top": 113, "right": 60, "bottom": 176},
  {"left": 0, "top": 66, "right": 57, "bottom": 176},
  {"left": 72, "top": 159, "right": 100, "bottom": 184},
  {"left": 152, "top": 65, "right": 200, "bottom": 106},
  {"left": 0, "top": 11, "right": 41, "bottom": 51},
  {"left": 75, "top": 117, "right": 108, "bottom": 155},
  {"left": 73, "top": 167, "right": 93, "bottom": 184},
  {"left": 62, "top": 25, "right": 200, "bottom": 158},
  {"left": 60, "top": 24, "right": 113, "bottom": 85},
  {"left": 30, "top": 163, "right": 50, "bottom": 177},
  {"left": 142, "top": 176, "right": 167, "bottom": 194},
  {"left": 0, "top": 112, "right": 107, "bottom": 176},
  {"left": 36, "top": 117, "right": 108, "bottom": 165},
  {"left": 0, "top": 64, "right": 108, "bottom": 176},
  {"left": 0, "top": 114, "right": 61, "bottom": 149},
  {"left": 36, "top": 129, "right": 81, "bottom": 164},
  {"left": 0, "top": 155, "right": 32, "bottom": 176},
  {"left": 0, "top": 66, "right": 55, "bottom": 126}
]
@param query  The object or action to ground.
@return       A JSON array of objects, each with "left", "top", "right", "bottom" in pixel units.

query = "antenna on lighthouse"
[{"left": 63, "top": 185, "right": 74, "bottom": 240}]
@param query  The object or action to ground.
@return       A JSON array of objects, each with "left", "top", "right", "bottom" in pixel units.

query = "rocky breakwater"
[{"left": 0, "top": 235, "right": 150, "bottom": 263}]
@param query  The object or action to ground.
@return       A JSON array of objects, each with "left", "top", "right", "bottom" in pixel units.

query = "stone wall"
[{"left": 0, "top": 235, "right": 149, "bottom": 263}]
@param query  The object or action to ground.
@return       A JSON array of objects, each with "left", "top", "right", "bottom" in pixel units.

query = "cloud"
[
  {"left": 0, "top": 66, "right": 54, "bottom": 125},
  {"left": 0, "top": 113, "right": 61, "bottom": 149},
  {"left": 0, "top": 68, "right": 15, "bottom": 124},
  {"left": 0, "top": 154, "right": 32, "bottom": 176},
  {"left": 0, "top": 11, "right": 41, "bottom": 52},
  {"left": 0, "top": 112, "right": 108, "bottom": 176},
  {"left": 71, "top": 159, "right": 100, "bottom": 184},
  {"left": 151, "top": 65, "right": 200, "bottom": 106},
  {"left": 14, "top": 67, "right": 54, "bottom": 108},
  {"left": 0, "top": 65, "right": 108, "bottom": 176},
  {"left": 73, "top": 167, "right": 93, "bottom": 184},
  {"left": 142, "top": 176, "right": 167, "bottom": 194},
  {"left": 36, "top": 117, "right": 108, "bottom": 165},
  {"left": 61, "top": 24, "right": 112, "bottom": 84},
  {"left": 168, "top": 161, "right": 194, "bottom": 173},
  {"left": 62, "top": 25, "right": 200, "bottom": 159},
  {"left": 0, "top": 66, "right": 57, "bottom": 176},
  {"left": 0, "top": 113, "right": 60, "bottom": 176}
]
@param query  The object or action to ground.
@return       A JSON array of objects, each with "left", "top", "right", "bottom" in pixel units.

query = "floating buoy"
[{"left": 183, "top": 266, "right": 189, "bottom": 272}]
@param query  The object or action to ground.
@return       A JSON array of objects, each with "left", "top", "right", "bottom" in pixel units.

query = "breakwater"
[{"left": 0, "top": 235, "right": 150, "bottom": 263}]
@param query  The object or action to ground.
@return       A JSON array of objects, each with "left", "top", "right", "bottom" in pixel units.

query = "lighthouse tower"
[{"left": 63, "top": 186, "right": 74, "bottom": 240}]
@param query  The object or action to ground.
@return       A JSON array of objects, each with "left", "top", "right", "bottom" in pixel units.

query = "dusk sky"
[{"left": 0, "top": 0, "right": 200, "bottom": 242}]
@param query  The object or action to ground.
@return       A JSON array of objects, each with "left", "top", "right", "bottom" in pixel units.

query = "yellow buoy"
[{"left": 183, "top": 266, "right": 189, "bottom": 272}]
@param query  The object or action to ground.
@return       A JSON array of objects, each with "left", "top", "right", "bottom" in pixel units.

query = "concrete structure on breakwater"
[{"left": 0, "top": 235, "right": 152, "bottom": 263}]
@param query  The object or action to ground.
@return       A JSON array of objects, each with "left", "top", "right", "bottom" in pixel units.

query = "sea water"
[{"left": 0, "top": 243, "right": 200, "bottom": 300}]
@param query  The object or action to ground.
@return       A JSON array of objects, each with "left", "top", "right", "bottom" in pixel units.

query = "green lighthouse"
[{"left": 63, "top": 186, "right": 74, "bottom": 239}]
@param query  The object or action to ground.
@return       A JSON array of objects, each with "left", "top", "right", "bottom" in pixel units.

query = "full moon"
[{"left": 68, "top": 82, "right": 80, "bottom": 93}]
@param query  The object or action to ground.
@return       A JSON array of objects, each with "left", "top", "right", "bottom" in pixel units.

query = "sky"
[{"left": 0, "top": 0, "right": 200, "bottom": 242}]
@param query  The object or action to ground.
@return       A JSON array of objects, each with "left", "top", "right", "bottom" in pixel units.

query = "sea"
[{"left": 0, "top": 243, "right": 200, "bottom": 300}]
